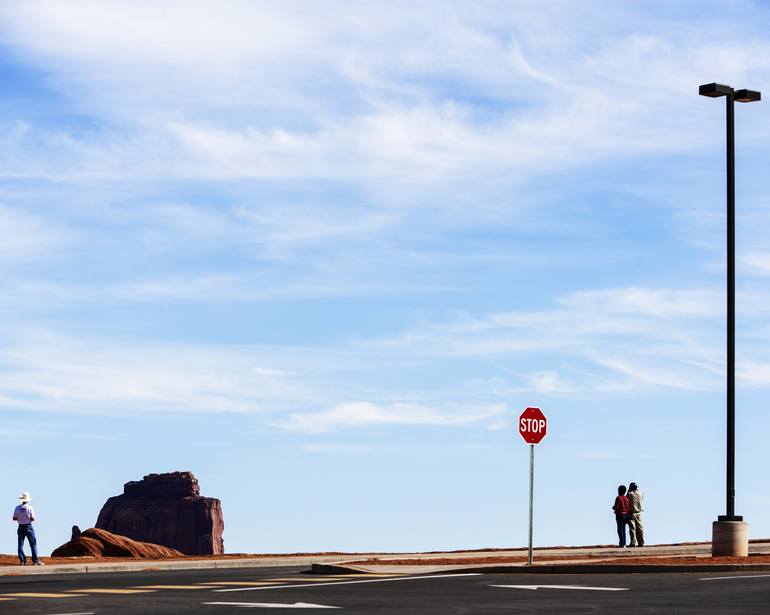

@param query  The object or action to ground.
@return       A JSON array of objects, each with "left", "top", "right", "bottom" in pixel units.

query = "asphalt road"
[{"left": 2, "top": 565, "right": 770, "bottom": 614}]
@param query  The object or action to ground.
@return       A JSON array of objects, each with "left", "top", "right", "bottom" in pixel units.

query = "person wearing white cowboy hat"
[{"left": 12, "top": 492, "right": 43, "bottom": 566}]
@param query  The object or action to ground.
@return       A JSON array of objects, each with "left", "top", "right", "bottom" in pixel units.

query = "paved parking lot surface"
[{"left": 2, "top": 565, "right": 770, "bottom": 613}]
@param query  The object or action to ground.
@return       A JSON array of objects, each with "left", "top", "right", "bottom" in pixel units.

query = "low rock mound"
[{"left": 51, "top": 527, "right": 183, "bottom": 559}]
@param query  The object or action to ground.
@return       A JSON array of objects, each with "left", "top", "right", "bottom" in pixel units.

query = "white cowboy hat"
[{"left": 18, "top": 492, "right": 31, "bottom": 502}]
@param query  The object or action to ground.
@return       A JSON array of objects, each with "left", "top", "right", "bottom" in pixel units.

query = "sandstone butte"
[
  {"left": 51, "top": 527, "right": 183, "bottom": 558},
  {"left": 95, "top": 471, "right": 224, "bottom": 556}
]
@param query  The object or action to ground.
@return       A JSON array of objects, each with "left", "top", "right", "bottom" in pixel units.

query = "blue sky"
[{"left": 2, "top": 0, "right": 770, "bottom": 556}]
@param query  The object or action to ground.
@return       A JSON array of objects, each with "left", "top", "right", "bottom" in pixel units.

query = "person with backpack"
[{"left": 612, "top": 484, "right": 631, "bottom": 547}]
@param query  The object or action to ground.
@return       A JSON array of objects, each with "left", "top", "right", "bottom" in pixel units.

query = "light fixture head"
[
  {"left": 735, "top": 89, "right": 761, "bottom": 103},
  {"left": 699, "top": 83, "right": 733, "bottom": 98}
]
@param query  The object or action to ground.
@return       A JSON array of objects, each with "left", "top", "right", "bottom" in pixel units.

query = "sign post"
[
  {"left": 528, "top": 442, "right": 534, "bottom": 566},
  {"left": 518, "top": 406, "right": 547, "bottom": 565}
]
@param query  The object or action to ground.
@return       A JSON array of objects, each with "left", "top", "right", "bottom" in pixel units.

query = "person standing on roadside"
[
  {"left": 627, "top": 482, "right": 644, "bottom": 547},
  {"left": 612, "top": 485, "right": 631, "bottom": 547},
  {"left": 12, "top": 492, "right": 43, "bottom": 566}
]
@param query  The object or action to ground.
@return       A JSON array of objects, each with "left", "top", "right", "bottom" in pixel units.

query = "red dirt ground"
[
  {"left": 0, "top": 551, "right": 367, "bottom": 567},
  {"left": 346, "top": 553, "right": 770, "bottom": 566},
  {"left": 4, "top": 540, "right": 770, "bottom": 568},
  {"left": 4, "top": 552, "right": 768, "bottom": 568}
]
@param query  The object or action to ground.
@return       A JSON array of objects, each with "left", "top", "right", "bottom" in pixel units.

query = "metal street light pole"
[
  {"left": 699, "top": 82, "right": 760, "bottom": 554},
  {"left": 724, "top": 84, "right": 737, "bottom": 522}
]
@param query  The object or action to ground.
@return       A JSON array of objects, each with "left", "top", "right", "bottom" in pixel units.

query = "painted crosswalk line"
[
  {"left": 198, "top": 581, "right": 287, "bottom": 586},
  {"left": 1, "top": 593, "right": 87, "bottom": 598},
  {"left": 317, "top": 574, "right": 404, "bottom": 577},
  {"left": 66, "top": 588, "right": 156, "bottom": 594},
  {"left": 267, "top": 578, "right": 370, "bottom": 582},
  {"left": 133, "top": 585, "right": 208, "bottom": 590},
  {"left": 491, "top": 584, "right": 629, "bottom": 591},
  {"left": 700, "top": 574, "right": 770, "bottom": 581},
  {"left": 203, "top": 601, "right": 340, "bottom": 609}
]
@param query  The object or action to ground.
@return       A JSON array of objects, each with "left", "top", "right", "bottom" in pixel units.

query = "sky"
[{"left": 1, "top": 0, "right": 770, "bottom": 557}]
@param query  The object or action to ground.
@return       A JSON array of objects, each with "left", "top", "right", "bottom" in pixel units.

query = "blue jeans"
[
  {"left": 17, "top": 524, "right": 38, "bottom": 564},
  {"left": 615, "top": 514, "right": 628, "bottom": 547}
]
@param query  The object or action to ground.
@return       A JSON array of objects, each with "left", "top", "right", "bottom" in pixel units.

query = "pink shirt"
[{"left": 12, "top": 503, "right": 35, "bottom": 524}]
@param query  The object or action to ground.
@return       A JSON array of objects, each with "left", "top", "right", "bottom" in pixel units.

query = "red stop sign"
[{"left": 519, "top": 407, "right": 547, "bottom": 444}]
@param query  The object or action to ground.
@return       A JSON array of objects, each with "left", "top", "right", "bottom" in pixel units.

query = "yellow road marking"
[
  {"left": 2, "top": 593, "right": 86, "bottom": 598},
  {"left": 0, "top": 597, "right": 17, "bottom": 600},
  {"left": 66, "top": 589, "right": 156, "bottom": 594},
  {"left": 133, "top": 585, "right": 208, "bottom": 590},
  {"left": 197, "top": 581, "right": 285, "bottom": 586}
]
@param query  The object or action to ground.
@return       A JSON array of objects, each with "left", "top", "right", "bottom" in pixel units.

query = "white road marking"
[
  {"left": 265, "top": 578, "right": 359, "bottom": 583},
  {"left": 1, "top": 593, "right": 87, "bottom": 598},
  {"left": 491, "top": 584, "right": 629, "bottom": 592},
  {"left": 700, "top": 574, "right": 770, "bottom": 581},
  {"left": 215, "top": 573, "right": 481, "bottom": 593},
  {"left": 203, "top": 602, "right": 340, "bottom": 609},
  {"left": 133, "top": 585, "right": 208, "bottom": 590},
  {"left": 199, "top": 582, "right": 280, "bottom": 586}
]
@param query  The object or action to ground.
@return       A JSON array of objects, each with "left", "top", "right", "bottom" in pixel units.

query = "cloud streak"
[
  {"left": 0, "top": 3, "right": 768, "bottom": 430},
  {"left": 362, "top": 286, "right": 757, "bottom": 394},
  {"left": 0, "top": 205, "right": 73, "bottom": 261},
  {"left": 1, "top": 1, "right": 768, "bottom": 185},
  {"left": 0, "top": 330, "right": 315, "bottom": 415},
  {"left": 275, "top": 401, "right": 505, "bottom": 433},
  {"left": 3, "top": 283, "right": 770, "bottom": 429}
]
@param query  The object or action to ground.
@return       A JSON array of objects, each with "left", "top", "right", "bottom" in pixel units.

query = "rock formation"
[
  {"left": 95, "top": 471, "right": 224, "bottom": 555},
  {"left": 52, "top": 527, "right": 183, "bottom": 558}
]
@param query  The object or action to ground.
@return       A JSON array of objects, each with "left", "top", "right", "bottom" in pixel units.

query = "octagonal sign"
[{"left": 519, "top": 407, "right": 547, "bottom": 445}]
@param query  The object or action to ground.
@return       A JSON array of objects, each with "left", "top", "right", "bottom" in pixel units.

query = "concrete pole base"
[{"left": 712, "top": 520, "right": 749, "bottom": 557}]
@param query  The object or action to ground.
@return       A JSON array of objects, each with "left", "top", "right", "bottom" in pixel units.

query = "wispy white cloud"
[
  {"left": 300, "top": 442, "right": 491, "bottom": 455},
  {"left": 0, "top": 3, "right": 767, "bottom": 424},
  {"left": 275, "top": 401, "right": 505, "bottom": 433},
  {"left": 0, "top": 273, "right": 455, "bottom": 311},
  {"left": 0, "top": 327, "right": 509, "bottom": 431},
  {"left": 0, "top": 1, "right": 767, "bottom": 185},
  {"left": 523, "top": 371, "right": 580, "bottom": 397},
  {"left": 737, "top": 361, "right": 770, "bottom": 387},
  {"left": 0, "top": 319, "right": 496, "bottom": 426},
  {"left": 0, "top": 205, "right": 73, "bottom": 261},
  {"left": 364, "top": 286, "right": 733, "bottom": 393},
  {"left": 0, "top": 330, "right": 314, "bottom": 415},
  {"left": 0, "top": 423, "right": 115, "bottom": 441},
  {"left": 558, "top": 288, "right": 722, "bottom": 319},
  {"left": 742, "top": 252, "right": 770, "bottom": 276},
  {"left": 2, "top": 278, "right": 770, "bottom": 429}
]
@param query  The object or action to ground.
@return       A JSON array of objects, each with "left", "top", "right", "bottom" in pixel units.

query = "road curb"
[
  {"left": 7, "top": 542, "right": 770, "bottom": 577},
  {"left": 310, "top": 562, "right": 770, "bottom": 575},
  {"left": 0, "top": 556, "right": 345, "bottom": 577}
]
